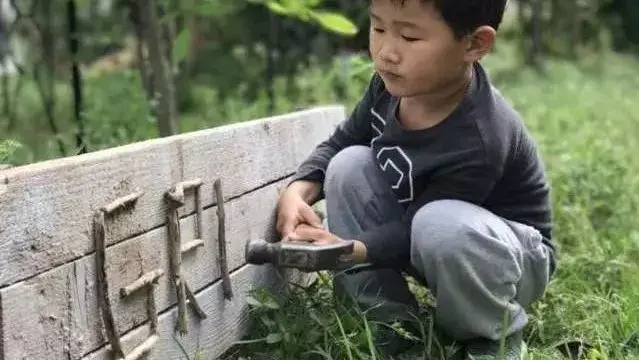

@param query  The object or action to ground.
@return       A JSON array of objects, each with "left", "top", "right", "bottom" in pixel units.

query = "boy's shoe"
[{"left": 464, "top": 331, "right": 526, "bottom": 360}]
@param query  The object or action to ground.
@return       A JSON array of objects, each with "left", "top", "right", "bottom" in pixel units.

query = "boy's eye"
[
  {"left": 402, "top": 35, "right": 419, "bottom": 42},
  {"left": 374, "top": 27, "right": 385, "bottom": 33}
]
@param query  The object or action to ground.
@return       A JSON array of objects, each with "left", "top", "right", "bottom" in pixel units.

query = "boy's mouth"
[{"left": 379, "top": 69, "right": 402, "bottom": 81}]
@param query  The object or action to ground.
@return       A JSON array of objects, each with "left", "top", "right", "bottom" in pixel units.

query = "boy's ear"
[{"left": 463, "top": 25, "right": 496, "bottom": 62}]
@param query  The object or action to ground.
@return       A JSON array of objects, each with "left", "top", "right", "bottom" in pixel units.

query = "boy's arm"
[
  {"left": 288, "top": 74, "right": 383, "bottom": 204},
  {"left": 355, "top": 159, "right": 499, "bottom": 267},
  {"left": 286, "top": 180, "right": 322, "bottom": 205}
]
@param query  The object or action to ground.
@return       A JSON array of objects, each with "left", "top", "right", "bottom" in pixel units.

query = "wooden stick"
[
  {"left": 92, "top": 211, "right": 125, "bottom": 359},
  {"left": 120, "top": 268, "right": 164, "bottom": 297},
  {"left": 166, "top": 178, "right": 203, "bottom": 204},
  {"left": 123, "top": 334, "right": 159, "bottom": 360},
  {"left": 148, "top": 283, "right": 159, "bottom": 333},
  {"left": 101, "top": 191, "right": 143, "bottom": 215},
  {"left": 194, "top": 180, "right": 204, "bottom": 240},
  {"left": 166, "top": 201, "right": 187, "bottom": 335},
  {"left": 185, "top": 282, "right": 207, "bottom": 319},
  {"left": 181, "top": 239, "right": 204, "bottom": 254},
  {"left": 180, "top": 178, "right": 203, "bottom": 190},
  {"left": 214, "top": 179, "right": 233, "bottom": 300}
]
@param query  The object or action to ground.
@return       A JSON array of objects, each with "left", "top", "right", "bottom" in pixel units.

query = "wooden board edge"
[
  {"left": 0, "top": 105, "right": 345, "bottom": 287},
  {"left": 0, "top": 105, "right": 344, "bottom": 176}
]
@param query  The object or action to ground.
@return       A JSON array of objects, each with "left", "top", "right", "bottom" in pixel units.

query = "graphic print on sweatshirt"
[{"left": 371, "top": 108, "right": 414, "bottom": 203}]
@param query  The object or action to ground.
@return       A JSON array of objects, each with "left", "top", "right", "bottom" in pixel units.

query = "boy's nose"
[{"left": 378, "top": 43, "right": 400, "bottom": 64}]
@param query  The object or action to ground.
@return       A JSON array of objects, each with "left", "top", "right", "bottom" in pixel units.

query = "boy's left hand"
[
  {"left": 285, "top": 224, "right": 368, "bottom": 263},
  {"left": 285, "top": 223, "right": 340, "bottom": 245}
]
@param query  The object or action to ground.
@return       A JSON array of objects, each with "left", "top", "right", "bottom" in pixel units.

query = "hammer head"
[{"left": 245, "top": 238, "right": 354, "bottom": 272}]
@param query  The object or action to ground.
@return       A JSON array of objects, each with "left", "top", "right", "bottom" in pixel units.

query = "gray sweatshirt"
[{"left": 291, "top": 61, "right": 554, "bottom": 271}]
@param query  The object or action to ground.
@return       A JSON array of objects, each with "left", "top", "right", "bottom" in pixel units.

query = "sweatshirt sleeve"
[
  {"left": 359, "top": 158, "right": 499, "bottom": 268},
  {"left": 289, "top": 73, "right": 383, "bottom": 195}
]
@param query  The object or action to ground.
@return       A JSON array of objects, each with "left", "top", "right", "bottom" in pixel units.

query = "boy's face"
[{"left": 369, "top": 0, "right": 488, "bottom": 98}]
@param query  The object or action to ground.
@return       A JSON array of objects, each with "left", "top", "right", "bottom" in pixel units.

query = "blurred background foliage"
[{"left": 0, "top": 0, "right": 638, "bottom": 164}]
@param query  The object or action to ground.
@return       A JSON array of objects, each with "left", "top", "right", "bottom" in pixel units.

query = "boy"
[{"left": 276, "top": 0, "right": 556, "bottom": 358}]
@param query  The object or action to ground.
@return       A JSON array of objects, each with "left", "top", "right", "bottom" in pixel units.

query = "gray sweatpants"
[{"left": 323, "top": 145, "right": 552, "bottom": 341}]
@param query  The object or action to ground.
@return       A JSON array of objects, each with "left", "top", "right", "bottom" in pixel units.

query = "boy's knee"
[
  {"left": 410, "top": 200, "right": 474, "bottom": 260},
  {"left": 410, "top": 200, "right": 517, "bottom": 269},
  {"left": 325, "top": 145, "right": 374, "bottom": 194}
]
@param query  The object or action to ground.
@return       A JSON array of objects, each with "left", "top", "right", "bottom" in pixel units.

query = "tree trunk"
[
  {"left": 518, "top": 0, "right": 528, "bottom": 59},
  {"left": 531, "top": 0, "right": 542, "bottom": 68},
  {"left": 127, "top": 0, "right": 154, "bottom": 101},
  {"left": 37, "top": 0, "right": 66, "bottom": 155},
  {"left": 139, "top": 0, "right": 177, "bottom": 137},
  {"left": 569, "top": 0, "right": 580, "bottom": 59},
  {"left": 67, "top": 0, "right": 86, "bottom": 154},
  {"left": 522, "top": 0, "right": 544, "bottom": 71},
  {"left": 266, "top": 11, "right": 277, "bottom": 114}
]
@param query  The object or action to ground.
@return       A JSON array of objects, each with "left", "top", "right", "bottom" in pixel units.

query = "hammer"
[{"left": 245, "top": 238, "right": 356, "bottom": 272}]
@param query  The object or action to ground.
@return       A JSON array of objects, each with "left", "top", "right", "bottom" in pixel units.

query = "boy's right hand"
[{"left": 276, "top": 181, "right": 323, "bottom": 239}]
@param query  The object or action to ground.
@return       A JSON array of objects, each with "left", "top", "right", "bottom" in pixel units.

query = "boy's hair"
[{"left": 389, "top": 0, "right": 508, "bottom": 38}]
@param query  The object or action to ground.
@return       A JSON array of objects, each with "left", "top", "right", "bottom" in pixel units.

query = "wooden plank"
[
  {"left": 82, "top": 264, "right": 309, "bottom": 360},
  {"left": 0, "top": 105, "right": 344, "bottom": 287},
  {"left": 0, "top": 178, "right": 302, "bottom": 359}
]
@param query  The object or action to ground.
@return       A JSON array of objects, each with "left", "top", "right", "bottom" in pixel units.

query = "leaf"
[
  {"left": 266, "top": 1, "right": 293, "bottom": 16},
  {"left": 172, "top": 28, "right": 191, "bottom": 65},
  {"left": 260, "top": 315, "right": 276, "bottom": 328},
  {"left": 263, "top": 298, "right": 280, "bottom": 310},
  {"left": 266, "top": 333, "right": 283, "bottom": 344},
  {"left": 246, "top": 295, "right": 262, "bottom": 308},
  {"left": 282, "top": 0, "right": 307, "bottom": 13},
  {"left": 309, "top": 310, "right": 326, "bottom": 327},
  {"left": 306, "top": 0, "right": 323, "bottom": 8},
  {"left": 0, "top": 139, "right": 22, "bottom": 162},
  {"left": 310, "top": 11, "right": 358, "bottom": 36}
]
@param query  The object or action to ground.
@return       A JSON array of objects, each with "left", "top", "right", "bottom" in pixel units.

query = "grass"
[{"left": 217, "top": 45, "right": 639, "bottom": 359}]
